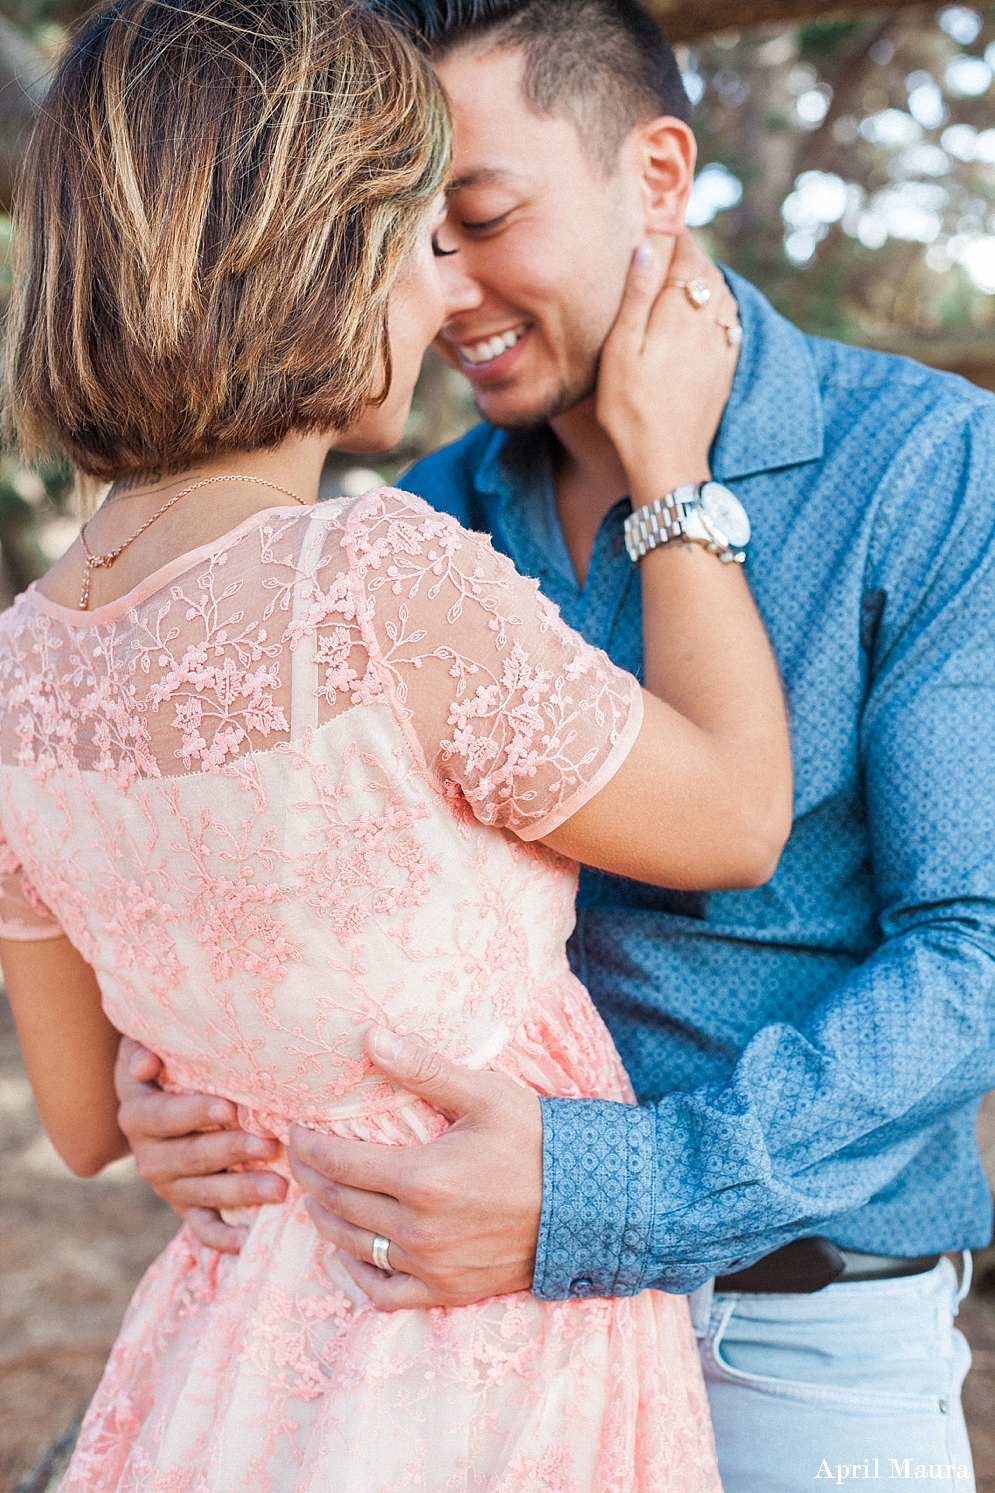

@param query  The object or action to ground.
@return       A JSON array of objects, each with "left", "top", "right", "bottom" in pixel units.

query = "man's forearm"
[{"left": 535, "top": 917, "right": 995, "bottom": 1299}]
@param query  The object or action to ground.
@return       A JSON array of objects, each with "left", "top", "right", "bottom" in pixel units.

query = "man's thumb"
[{"left": 366, "top": 1026, "right": 481, "bottom": 1118}]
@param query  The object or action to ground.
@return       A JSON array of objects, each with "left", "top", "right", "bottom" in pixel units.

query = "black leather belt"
[{"left": 715, "top": 1237, "right": 941, "bottom": 1294}]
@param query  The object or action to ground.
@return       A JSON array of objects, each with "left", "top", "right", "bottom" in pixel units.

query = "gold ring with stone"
[
  {"left": 665, "top": 277, "right": 712, "bottom": 308},
  {"left": 717, "top": 317, "right": 743, "bottom": 347}
]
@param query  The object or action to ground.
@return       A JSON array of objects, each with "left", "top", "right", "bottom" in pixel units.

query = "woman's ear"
[{"left": 630, "top": 117, "right": 697, "bottom": 236}]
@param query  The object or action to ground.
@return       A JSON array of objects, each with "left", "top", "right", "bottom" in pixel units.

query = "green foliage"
[
  {"left": 0, "top": 0, "right": 84, "bottom": 37},
  {"left": 0, "top": 456, "right": 75, "bottom": 593},
  {"left": 796, "top": 19, "right": 868, "bottom": 62}
]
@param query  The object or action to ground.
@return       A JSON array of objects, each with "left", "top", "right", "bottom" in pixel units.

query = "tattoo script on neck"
[{"left": 107, "top": 463, "right": 196, "bottom": 504}]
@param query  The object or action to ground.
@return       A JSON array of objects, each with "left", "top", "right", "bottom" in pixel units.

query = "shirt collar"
[
  {"left": 473, "top": 270, "right": 826, "bottom": 514},
  {"left": 476, "top": 426, "right": 580, "bottom": 594},
  {"left": 711, "top": 268, "right": 824, "bottom": 481},
  {"left": 475, "top": 423, "right": 537, "bottom": 502}
]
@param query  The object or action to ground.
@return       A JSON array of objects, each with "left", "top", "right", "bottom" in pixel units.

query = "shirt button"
[{"left": 570, "top": 1277, "right": 595, "bottom": 1296}]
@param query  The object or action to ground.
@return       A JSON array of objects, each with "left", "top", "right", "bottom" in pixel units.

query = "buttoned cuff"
[{"left": 533, "top": 1097, "right": 659, "bottom": 1300}]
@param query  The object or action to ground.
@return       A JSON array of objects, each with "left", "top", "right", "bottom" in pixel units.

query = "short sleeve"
[
  {"left": 345, "top": 489, "right": 644, "bottom": 840},
  {"left": 0, "top": 827, "right": 65, "bottom": 940}
]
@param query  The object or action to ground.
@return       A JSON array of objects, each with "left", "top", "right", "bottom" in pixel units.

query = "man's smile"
[{"left": 449, "top": 322, "right": 532, "bottom": 376}]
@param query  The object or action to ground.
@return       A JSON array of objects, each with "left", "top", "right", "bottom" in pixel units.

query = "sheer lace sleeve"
[
  {"left": 345, "top": 489, "right": 643, "bottom": 841},
  {"left": 0, "top": 826, "right": 64, "bottom": 940}
]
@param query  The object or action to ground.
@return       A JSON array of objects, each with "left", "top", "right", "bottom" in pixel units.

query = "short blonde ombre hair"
[{"left": 3, "top": 0, "right": 451, "bottom": 479}]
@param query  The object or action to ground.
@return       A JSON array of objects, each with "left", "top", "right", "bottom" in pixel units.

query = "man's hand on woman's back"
[
  {"left": 115, "top": 1036, "right": 288, "bottom": 1253},
  {"left": 287, "top": 1025, "right": 544, "bottom": 1310},
  {"left": 114, "top": 1029, "right": 544, "bottom": 1308}
]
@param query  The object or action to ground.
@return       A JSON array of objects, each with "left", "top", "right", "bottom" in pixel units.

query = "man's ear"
[{"left": 629, "top": 116, "right": 697, "bottom": 235}]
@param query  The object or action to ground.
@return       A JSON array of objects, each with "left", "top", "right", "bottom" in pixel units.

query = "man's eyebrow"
[{"left": 446, "top": 166, "right": 523, "bottom": 192}]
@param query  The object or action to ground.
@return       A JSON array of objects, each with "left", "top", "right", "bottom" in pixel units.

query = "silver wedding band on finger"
[{"left": 371, "top": 1234, "right": 393, "bottom": 1272}]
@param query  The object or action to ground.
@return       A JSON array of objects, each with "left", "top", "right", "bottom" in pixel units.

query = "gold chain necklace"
[{"left": 78, "top": 474, "right": 307, "bottom": 610}]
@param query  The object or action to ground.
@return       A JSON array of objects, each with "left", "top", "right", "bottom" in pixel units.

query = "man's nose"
[{"left": 439, "top": 255, "right": 485, "bottom": 320}]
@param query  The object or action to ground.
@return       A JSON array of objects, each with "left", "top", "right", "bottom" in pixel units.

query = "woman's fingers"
[
  {"left": 182, "top": 1207, "right": 250, "bottom": 1255},
  {"left": 119, "top": 1088, "right": 240, "bottom": 1143},
  {"left": 650, "top": 229, "right": 740, "bottom": 346},
  {"left": 647, "top": 266, "right": 734, "bottom": 342},
  {"left": 119, "top": 1037, "right": 164, "bottom": 1085},
  {"left": 609, "top": 236, "right": 675, "bottom": 349},
  {"left": 666, "top": 226, "right": 718, "bottom": 282},
  {"left": 596, "top": 231, "right": 740, "bottom": 502},
  {"left": 666, "top": 226, "right": 726, "bottom": 289},
  {"left": 134, "top": 1126, "right": 278, "bottom": 1182},
  {"left": 165, "top": 1166, "right": 287, "bottom": 1210}
]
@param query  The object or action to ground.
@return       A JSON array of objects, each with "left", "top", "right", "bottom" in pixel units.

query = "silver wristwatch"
[{"left": 624, "top": 481, "right": 751, "bottom": 564}]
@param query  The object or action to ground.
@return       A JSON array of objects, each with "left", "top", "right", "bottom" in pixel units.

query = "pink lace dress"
[{"left": 0, "top": 489, "right": 719, "bottom": 1493}]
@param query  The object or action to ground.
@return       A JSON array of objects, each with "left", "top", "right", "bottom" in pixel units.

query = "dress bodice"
[{"left": 0, "top": 490, "right": 642, "bottom": 1132}]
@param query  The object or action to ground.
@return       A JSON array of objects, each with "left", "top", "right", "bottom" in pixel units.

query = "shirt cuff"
[{"left": 533, "top": 1096, "right": 660, "bottom": 1300}]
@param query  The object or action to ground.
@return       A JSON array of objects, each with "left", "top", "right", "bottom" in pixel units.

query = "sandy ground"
[{"left": 2, "top": 991, "right": 994, "bottom": 1491}]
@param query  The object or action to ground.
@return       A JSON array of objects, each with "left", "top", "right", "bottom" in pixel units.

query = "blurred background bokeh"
[
  {"left": 2, "top": 1, "right": 995, "bottom": 1489},
  {"left": 6, "top": 3, "right": 995, "bottom": 593}
]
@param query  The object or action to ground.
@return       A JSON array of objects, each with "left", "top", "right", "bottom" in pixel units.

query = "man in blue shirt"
[{"left": 118, "top": 0, "right": 994, "bottom": 1482}]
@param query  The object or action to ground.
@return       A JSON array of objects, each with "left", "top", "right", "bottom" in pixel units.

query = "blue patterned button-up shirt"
[{"left": 399, "top": 270, "right": 995, "bottom": 1298}]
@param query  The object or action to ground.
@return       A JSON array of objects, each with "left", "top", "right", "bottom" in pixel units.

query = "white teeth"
[{"left": 459, "top": 326, "right": 526, "bottom": 364}]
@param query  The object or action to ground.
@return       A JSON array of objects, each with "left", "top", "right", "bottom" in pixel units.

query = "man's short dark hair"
[{"left": 374, "top": 0, "right": 692, "bottom": 170}]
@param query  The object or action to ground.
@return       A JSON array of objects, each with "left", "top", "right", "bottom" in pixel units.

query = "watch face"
[{"left": 700, "top": 482, "right": 751, "bottom": 549}]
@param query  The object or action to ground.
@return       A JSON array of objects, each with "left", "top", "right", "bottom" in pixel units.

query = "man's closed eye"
[{"left": 459, "top": 213, "right": 512, "bottom": 234}]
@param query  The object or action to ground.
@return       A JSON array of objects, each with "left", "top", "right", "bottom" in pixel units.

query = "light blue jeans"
[{"left": 693, "top": 1256, "right": 976, "bottom": 1493}]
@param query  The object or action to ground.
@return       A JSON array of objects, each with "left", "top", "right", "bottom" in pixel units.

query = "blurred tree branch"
[{"left": 654, "top": 0, "right": 942, "bottom": 41}]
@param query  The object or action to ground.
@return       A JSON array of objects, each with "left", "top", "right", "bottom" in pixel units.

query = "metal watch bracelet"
[
  {"left": 623, "top": 484, "right": 746, "bottom": 565},
  {"left": 624, "top": 487, "right": 698, "bottom": 562}
]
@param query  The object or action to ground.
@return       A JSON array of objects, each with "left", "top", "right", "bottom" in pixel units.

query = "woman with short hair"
[{"left": 0, "top": 0, "right": 788, "bottom": 1486}]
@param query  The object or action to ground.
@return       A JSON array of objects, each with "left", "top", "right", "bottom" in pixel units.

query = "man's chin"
[{"left": 472, "top": 373, "right": 596, "bottom": 432}]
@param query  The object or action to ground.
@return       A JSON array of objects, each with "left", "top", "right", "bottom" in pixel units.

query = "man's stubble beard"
[{"left": 473, "top": 353, "right": 600, "bottom": 433}]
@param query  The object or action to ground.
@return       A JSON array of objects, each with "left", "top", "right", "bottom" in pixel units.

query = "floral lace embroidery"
[
  {"left": 0, "top": 491, "right": 716, "bottom": 1493},
  {"left": 343, "top": 491, "right": 642, "bottom": 838}
]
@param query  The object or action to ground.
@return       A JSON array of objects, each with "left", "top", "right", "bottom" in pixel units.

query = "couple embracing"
[{"left": 2, "top": 1, "right": 992, "bottom": 1490}]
